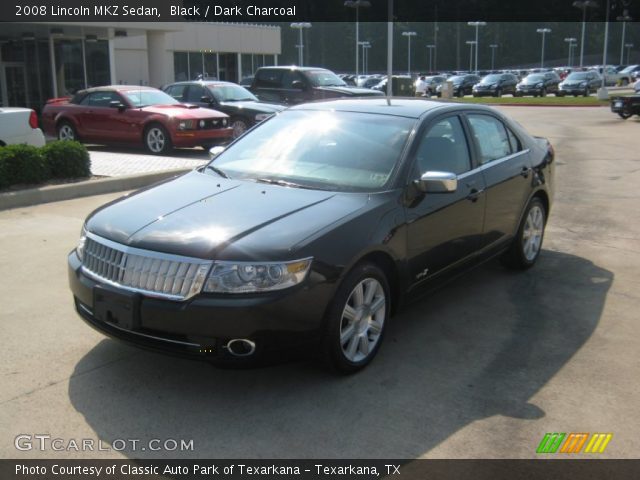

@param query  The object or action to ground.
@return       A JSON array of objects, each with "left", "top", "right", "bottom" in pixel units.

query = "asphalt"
[{"left": 0, "top": 107, "right": 638, "bottom": 459}]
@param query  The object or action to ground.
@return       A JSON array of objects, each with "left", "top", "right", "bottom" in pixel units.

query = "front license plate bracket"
[{"left": 93, "top": 286, "right": 140, "bottom": 331}]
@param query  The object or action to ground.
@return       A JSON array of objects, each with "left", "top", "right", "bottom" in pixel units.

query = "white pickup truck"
[{"left": 0, "top": 108, "right": 45, "bottom": 147}]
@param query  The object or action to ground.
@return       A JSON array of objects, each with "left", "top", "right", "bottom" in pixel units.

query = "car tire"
[
  {"left": 230, "top": 117, "right": 249, "bottom": 138},
  {"left": 620, "top": 78, "right": 629, "bottom": 86},
  {"left": 502, "top": 197, "right": 547, "bottom": 270},
  {"left": 322, "top": 262, "right": 390, "bottom": 374},
  {"left": 57, "top": 121, "right": 78, "bottom": 142},
  {"left": 618, "top": 109, "right": 633, "bottom": 120},
  {"left": 144, "top": 124, "right": 171, "bottom": 155}
]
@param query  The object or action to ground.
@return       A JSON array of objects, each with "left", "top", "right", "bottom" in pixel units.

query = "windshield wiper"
[
  {"left": 205, "top": 165, "right": 230, "bottom": 178},
  {"left": 253, "top": 178, "right": 316, "bottom": 190}
]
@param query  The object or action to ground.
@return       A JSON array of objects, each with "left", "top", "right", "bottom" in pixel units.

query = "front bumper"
[
  {"left": 472, "top": 88, "right": 498, "bottom": 96},
  {"left": 515, "top": 87, "right": 542, "bottom": 96},
  {"left": 171, "top": 127, "right": 234, "bottom": 148},
  {"left": 68, "top": 251, "right": 332, "bottom": 360},
  {"left": 559, "top": 85, "right": 587, "bottom": 95}
]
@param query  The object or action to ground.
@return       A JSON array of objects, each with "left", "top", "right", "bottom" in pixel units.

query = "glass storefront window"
[
  {"left": 204, "top": 53, "right": 217, "bottom": 79},
  {"left": 218, "top": 53, "right": 237, "bottom": 83},
  {"left": 85, "top": 40, "right": 110, "bottom": 88},
  {"left": 53, "top": 39, "right": 84, "bottom": 96},
  {"left": 241, "top": 54, "right": 253, "bottom": 78},
  {"left": 189, "top": 52, "right": 202, "bottom": 79},
  {"left": 174, "top": 52, "right": 189, "bottom": 81}
]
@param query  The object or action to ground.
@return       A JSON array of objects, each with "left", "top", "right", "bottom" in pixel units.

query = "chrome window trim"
[
  {"left": 81, "top": 231, "right": 213, "bottom": 301},
  {"left": 457, "top": 149, "right": 530, "bottom": 180}
]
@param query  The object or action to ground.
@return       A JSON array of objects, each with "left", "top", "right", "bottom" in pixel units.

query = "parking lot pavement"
[
  {"left": 87, "top": 145, "right": 209, "bottom": 177},
  {"left": 1, "top": 107, "right": 639, "bottom": 460}
]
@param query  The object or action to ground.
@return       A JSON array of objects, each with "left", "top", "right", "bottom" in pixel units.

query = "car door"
[
  {"left": 405, "top": 114, "right": 486, "bottom": 286},
  {"left": 184, "top": 84, "right": 211, "bottom": 107},
  {"left": 79, "top": 91, "right": 123, "bottom": 142},
  {"left": 280, "top": 70, "right": 310, "bottom": 105},
  {"left": 466, "top": 113, "right": 532, "bottom": 249},
  {"left": 251, "top": 69, "right": 285, "bottom": 104}
]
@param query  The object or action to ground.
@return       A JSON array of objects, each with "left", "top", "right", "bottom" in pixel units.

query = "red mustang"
[{"left": 41, "top": 86, "right": 233, "bottom": 154}]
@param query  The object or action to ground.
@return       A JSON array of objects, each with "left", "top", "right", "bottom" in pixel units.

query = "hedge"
[{"left": 0, "top": 141, "right": 91, "bottom": 189}]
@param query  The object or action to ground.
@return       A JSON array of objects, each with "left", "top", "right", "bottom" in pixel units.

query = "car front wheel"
[
  {"left": 230, "top": 118, "right": 249, "bottom": 138},
  {"left": 144, "top": 124, "right": 171, "bottom": 154},
  {"left": 618, "top": 109, "right": 633, "bottom": 120},
  {"left": 323, "top": 262, "right": 390, "bottom": 373},
  {"left": 502, "top": 197, "right": 546, "bottom": 270}
]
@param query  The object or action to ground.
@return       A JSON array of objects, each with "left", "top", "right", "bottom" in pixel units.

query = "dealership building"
[{"left": 0, "top": 22, "right": 281, "bottom": 111}]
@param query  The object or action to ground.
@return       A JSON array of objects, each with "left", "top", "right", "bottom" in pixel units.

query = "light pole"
[
  {"left": 344, "top": 0, "right": 371, "bottom": 80},
  {"left": 426, "top": 44, "right": 435, "bottom": 72},
  {"left": 617, "top": 10, "right": 633, "bottom": 65},
  {"left": 467, "top": 21, "right": 486, "bottom": 74},
  {"left": 599, "top": 0, "right": 611, "bottom": 96},
  {"left": 466, "top": 41, "right": 476, "bottom": 72},
  {"left": 536, "top": 28, "right": 551, "bottom": 68},
  {"left": 402, "top": 31, "right": 417, "bottom": 75},
  {"left": 386, "top": 0, "right": 393, "bottom": 97},
  {"left": 625, "top": 43, "right": 633, "bottom": 65},
  {"left": 489, "top": 44, "right": 498, "bottom": 70},
  {"left": 573, "top": 1, "right": 597, "bottom": 67},
  {"left": 565, "top": 37, "right": 577, "bottom": 67},
  {"left": 290, "top": 23, "right": 311, "bottom": 66}
]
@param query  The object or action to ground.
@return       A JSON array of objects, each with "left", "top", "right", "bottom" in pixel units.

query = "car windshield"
[
  {"left": 306, "top": 70, "right": 348, "bottom": 87},
  {"left": 567, "top": 72, "right": 589, "bottom": 80},
  {"left": 448, "top": 75, "right": 465, "bottom": 84},
  {"left": 620, "top": 65, "right": 638, "bottom": 73},
  {"left": 208, "top": 110, "right": 414, "bottom": 192},
  {"left": 207, "top": 84, "right": 257, "bottom": 102},
  {"left": 524, "top": 74, "right": 544, "bottom": 83},
  {"left": 124, "top": 90, "right": 179, "bottom": 107},
  {"left": 481, "top": 74, "right": 502, "bottom": 84}
]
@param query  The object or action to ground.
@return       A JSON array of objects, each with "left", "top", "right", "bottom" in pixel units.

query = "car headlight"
[
  {"left": 580, "top": 82, "right": 587, "bottom": 87},
  {"left": 177, "top": 119, "right": 195, "bottom": 130},
  {"left": 254, "top": 113, "right": 272, "bottom": 122},
  {"left": 77, "top": 226, "right": 87, "bottom": 261},
  {"left": 221, "top": 118, "right": 228, "bottom": 127},
  {"left": 202, "top": 258, "right": 312, "bottom": 294},
  {"left": 536, "top": 83, "right": 543, "bottom": 88}
]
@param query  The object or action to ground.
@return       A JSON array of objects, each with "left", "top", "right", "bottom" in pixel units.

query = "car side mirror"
[
  {"left": 109, "top": 100, "right": 126, "bottom": 111},
  {"left": 201, "top": 95, "right": 213, "bottom": 103},
  {"left": 416, "top": 171, "right": 457, "bottom": 193},
  {"left": 209, "top": 146, "right": 226, "bottom": 160},
  {"left": 291, "top": 80, "right": 305, "bottom": 90}
]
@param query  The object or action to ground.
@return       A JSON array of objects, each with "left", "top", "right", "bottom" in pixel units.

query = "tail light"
[{"left": 29, "top": 110, "right": 38, "bottom": 129}]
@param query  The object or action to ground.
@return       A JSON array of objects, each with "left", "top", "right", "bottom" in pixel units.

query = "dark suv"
[
  {"left": 250, "top": 66, "right": 383, "bottom": 105},
  {"left": 473, "top": 73, "right": 518, "bottom": 97},
  {"left": 515, "top": 72, "right": 561, "bottom": 97}
]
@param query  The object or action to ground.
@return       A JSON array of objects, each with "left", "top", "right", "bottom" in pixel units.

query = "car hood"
[
  {"left": 140, "top": 104, "right": 228, "bottom": 119},
  {"left": 86, "top": 170, "right": 370, "bottom": 260},
  {"left": 218, "top": 100, "right": 285, "bottom": 114},
  {"left": 315, "top": 86, "right": 384, "bottom": 96}
]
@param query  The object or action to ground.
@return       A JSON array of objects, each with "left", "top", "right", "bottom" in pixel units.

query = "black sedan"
[
  {"left": 163, "top": 81, "right": 285, "bottom": 138},
  {"left": 68, "top": 99, "right": 554, "bottom": 373},
  {"left": 472, "top": 73, "right": 518, "bottom": 97},
  {"left": 558, "top": 71, "right": 601, "bottom": 97},
  {"left": 436, "top": 75, "right": 480, "bottom": 97},
  {"left": 515, "top": 72, "right": 561, "bottom": 97}
]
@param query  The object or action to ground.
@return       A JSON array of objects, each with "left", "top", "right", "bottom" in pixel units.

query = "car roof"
[
  {"left": 288, "top": 97, "right": 494, "bottom": 119},
  {"left": 167, "top": 80, "right": 240, "bottom": 87},
  {"left": 256, "top": 66, "right": 329, "bottom": 72},
  {"left": 77, "top": 85, "right": 158, "bottom": 94}
]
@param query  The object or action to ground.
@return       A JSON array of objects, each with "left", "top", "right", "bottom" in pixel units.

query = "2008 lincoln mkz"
[{"left": 69, "top": 98, "right": 554, "bottom": 372}]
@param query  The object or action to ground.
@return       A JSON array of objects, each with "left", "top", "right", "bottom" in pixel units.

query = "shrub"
[
  {"left": 0, "top": 145, "right": 48, "bottom": 189},
  {"left": 41, "top": 141, "right": 91, "bottom": 179}
]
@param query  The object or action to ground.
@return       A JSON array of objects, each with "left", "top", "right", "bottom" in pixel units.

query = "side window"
[
  {"left": 86, "top": 92, "right": 120, "bottom": 108},
  {"left": 166, "top": 84, "right": 187, "bottom": 102},
  {"left": 281, "top": 71, "right": 304, "bottom": 89},
  {"left": 414, "top": 116, "right": 471, "bottom": 175},
  {"left": 467, "top": 114, "right": 512, "bottom": 165},
  {"left": 254, "top": 69, "right": 283, "bottom": 88},
  {"left": 185, "top": 85, "right": 206, "bottom": 103},
  {"left": 506, "top": 127, "right": 522, "bottom": 153}
]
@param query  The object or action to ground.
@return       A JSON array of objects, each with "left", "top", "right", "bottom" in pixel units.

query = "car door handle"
[
  {"left": 520, "top": 166, "right": 532, "bottom": 178},
  {"left": 466, "top": 188, "right": 484, "bottom": 203}
]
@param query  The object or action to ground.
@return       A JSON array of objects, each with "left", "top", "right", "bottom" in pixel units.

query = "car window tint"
[
  {"left": 87, "top": 92, "right": 121, "bottom": 108},
  {"left": 166, "top": 84, "right": 187, "bottom": 102},
  {"left": 415, "top": 116, "right": 471, "bottom": 175},
  {"left": 467, "top": 114, "right": 512, "bottom": 164},
  {"left": 255, "top": 69, "right": 282, "bottom": 88},
  {"left": 185, "top": 85, "right": 206, "bottom": 103}
]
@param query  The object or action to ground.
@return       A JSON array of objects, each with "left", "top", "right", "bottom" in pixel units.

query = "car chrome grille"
[
  {"left": 199, "top": 118, "right": 227, "bottom": 130},
  {"left": 81, "top": 233, "right": 212, "bottom": 301}
]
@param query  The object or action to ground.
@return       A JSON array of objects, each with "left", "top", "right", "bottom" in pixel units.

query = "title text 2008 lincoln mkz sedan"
[{"left": 68, "top": 98, "right": 554, "bottom": 373}]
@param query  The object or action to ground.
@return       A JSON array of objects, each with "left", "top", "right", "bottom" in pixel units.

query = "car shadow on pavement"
[{"left": 68, "top": 249, "right": 612, "bottom": 459}]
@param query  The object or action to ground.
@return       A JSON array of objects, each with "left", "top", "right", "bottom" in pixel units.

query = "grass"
[{"left": 438, "top": 95, "right": 610, "bottom": 106}]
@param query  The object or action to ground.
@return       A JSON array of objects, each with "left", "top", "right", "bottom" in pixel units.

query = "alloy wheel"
[
  {"left": 58, "top": 124, "right": 75, "bottom": 141},
  {"left": 339, "top": 278, "right": 386, "bottom": 363},
  {"left": 522, "top": 205, "right": 545, "bottom": 261},
  {"left": 146, "top": 127, "right": 166, "bottom": 153},
  {"left": 231, "top": 120, "right": 248, "bottom": 138}
]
